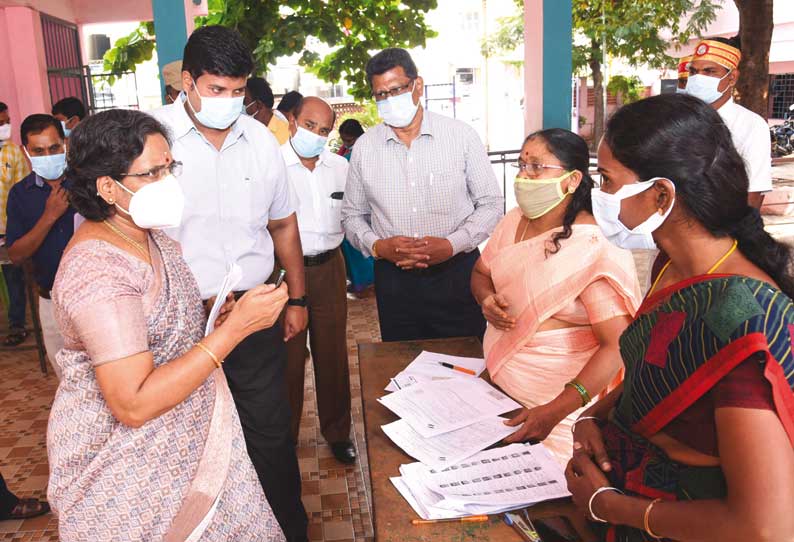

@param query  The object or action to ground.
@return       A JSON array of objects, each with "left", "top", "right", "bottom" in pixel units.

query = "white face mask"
[
  {"left": 115, "top": 174, "right": 185, "bottom": 229},
  {"left": 0, "top": 124, "right": 11, "bottom": 141},
  {"left": 591, "top": 177, "right": 676, "bottom": 250},
  {"left": 186, "top": 82, "right": 244, "bottom": 130},
  {"left": 376, "top": 82, "right": 419, "bottom": 128},
  {"left": 290, "top": 126, "right": 327, "bottom": 158},
  {"left": 685, "top": 72, "right": 731, "bottom": 104}
]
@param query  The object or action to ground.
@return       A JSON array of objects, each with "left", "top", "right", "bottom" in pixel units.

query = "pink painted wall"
[
  {"left": 523, "top": 0, "right": 543, "bottom": 135},
  {"left": 0, "top": 6, "right": 51, "bottom": 145}
]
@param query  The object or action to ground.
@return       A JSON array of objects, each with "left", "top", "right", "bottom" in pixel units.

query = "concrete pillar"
[
  {"left": 523, "top": 0, "right": 573, "bottom": 134},
  {"left": 151, "top": 0, "right": 189, "bottom": 103},
  {"left": 0, "top": 6, "right": 50, "bottom": 144}
]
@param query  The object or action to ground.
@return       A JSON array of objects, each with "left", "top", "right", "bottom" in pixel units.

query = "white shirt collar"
[
  {"left": 717, "top": 97, "right": 738, "bottom": 121},
  {"left": 281, "top": 141, "right": 332, "bottom": 169}
]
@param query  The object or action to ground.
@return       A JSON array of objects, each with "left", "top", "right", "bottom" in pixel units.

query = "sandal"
[
  {"left": 3, "top": 329, "right": 27, "bottom": 347},
  {"left": 3, "top": 498, "right": 50, "bottom": 520}
]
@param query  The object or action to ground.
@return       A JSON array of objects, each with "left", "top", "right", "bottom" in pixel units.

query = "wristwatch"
[{"left": 287, "top": 296, "right": 308, "bottom": 307}]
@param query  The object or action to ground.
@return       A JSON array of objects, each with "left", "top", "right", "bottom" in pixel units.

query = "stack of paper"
[
  {"left": 204, "top": 263, "right": 243, "bottom": 336},
  {"left": 384, "top": 351, "right": 485, "bottom": 392},
  {"left": 391, "top": 443, "right": 571, "bottom": 520},
  {"left": 378, "top": 377, "right": 521, "bottom": 437}
]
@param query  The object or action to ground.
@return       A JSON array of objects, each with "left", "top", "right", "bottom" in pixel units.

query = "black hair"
[
  {"left": 247, "top": 77, "right": 274, "bottom": 109},
  {"left": 524, "top": 128, "right": 594, "bottom": 255},
  {"left": 21, "top": 114, "right": 64, "bottom": 145},
  {"left": 52, "top": 97, "right": 86, "bottom": 120},
  {"left": 339, "top": 118, "right": 365, "bottom": 138},
  {"left": 277, "top": 91, "right": 303, "bottom": 114},
  {"left": 605, "top": 93, "right": 794, "bottom": 298},
  {"left": 0, "top": 102, "right": 7, "bottom": 114},
  {"left": 365, "top": 48, "right": 418, "bottom": 87},
  {"left": 66, "top": 109, "right": 171, "bottom": 221},
  {"left": 710, "top": 35, "right": 741, "bottom": 52},
  {"left": 182, "top": 25, "right": 253, "bottom": 82}
]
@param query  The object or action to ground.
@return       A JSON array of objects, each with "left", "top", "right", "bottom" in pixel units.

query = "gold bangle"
[
  {"left": 643, "top": 498, "right": 663, "bottom": 539},
  {"left": 565, "top": 379, "right": 591, "bottom": 407},
  {"left": 371, "top": 240, "right": 380, "bottom": 259},
  {"left": 195, "top": 342, "right": 221, "bottom": 369}
]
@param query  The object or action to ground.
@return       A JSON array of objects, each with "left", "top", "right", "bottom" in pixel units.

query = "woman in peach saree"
[{"left": 471, "top": 129, "right": 642, "bottom": 465}]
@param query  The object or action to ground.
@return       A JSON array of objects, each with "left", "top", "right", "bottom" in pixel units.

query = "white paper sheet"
[
  {"left": 204, "top": 263, "right": 243, "bottom": 336},
  {"left": 384, "top": 351, "right": 486, "bottom": 392},
  {"left": 378, "top": 377, "right": 521, "bottom": 438},
  {"left": 381, "top": 417, "right": 515, "bottom": 469},
  {"left": 423, "top": 443, "right": 571, "bottom": 505}
]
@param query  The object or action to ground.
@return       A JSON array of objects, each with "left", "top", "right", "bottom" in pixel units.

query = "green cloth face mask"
[{"left": 514, "top": 171, "right": 574, "bottom": 219}]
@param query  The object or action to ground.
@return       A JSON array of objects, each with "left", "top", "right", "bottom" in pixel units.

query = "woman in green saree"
[{"left": 565, "top": 93, "right": 794, "bottom": 541}]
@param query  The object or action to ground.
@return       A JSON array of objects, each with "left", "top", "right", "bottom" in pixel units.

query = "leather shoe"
[{"left": 330, "top": 440, "right": 357, "bottom": 464}]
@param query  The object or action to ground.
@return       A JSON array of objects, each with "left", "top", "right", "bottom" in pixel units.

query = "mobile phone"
[{"left": 274, "top": 269, "right": 286, "bottom": 288}]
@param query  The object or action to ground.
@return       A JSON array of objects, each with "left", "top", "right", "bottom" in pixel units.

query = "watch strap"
[{"left": 287, "top": 296, "right": 308, "bottom": 307}]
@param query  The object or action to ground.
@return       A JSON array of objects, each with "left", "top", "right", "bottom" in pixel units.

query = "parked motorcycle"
[{"left": 771, "top": 104, "right": 794, "bottom": 158}]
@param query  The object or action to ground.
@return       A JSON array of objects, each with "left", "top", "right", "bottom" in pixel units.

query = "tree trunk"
[
  {"left": 590, "top": 47, "right": 604, "bottom": 150},
  {"left": 733, "top": 0, "right": 774, "bottom": 119}
]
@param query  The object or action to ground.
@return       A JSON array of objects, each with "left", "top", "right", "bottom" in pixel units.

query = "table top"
[{"left": 358, "top": 337, "right": 521, "bottom": 541}]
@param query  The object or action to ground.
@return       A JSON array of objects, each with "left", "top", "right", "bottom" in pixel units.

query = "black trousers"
[
  {"left": 223, "top": 324, "right": 308, "bottom": 542},
  {"left": 0, "top": 473, "right": 19, "bottom": 519},
  {"left": 374, "top": 249, "right": 486, "bottom": 342}
]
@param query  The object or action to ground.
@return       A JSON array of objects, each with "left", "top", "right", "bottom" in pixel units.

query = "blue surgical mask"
[
  {"left": 60, "top": 120, "right": 72, "bottom": 138},
  {"left": 685, "top": 72, "right": 731, "bottom": 104},
  {"left": 186, "top": 82, "right": 244, "bottom": 130},
  {"left": 25, "top": 149, "right": 67, "bottom": 181},
  {"left": 377, "top": 83, "right": 419, "bottom": 128},
  {"left": 675, "top": 87, "right": 688, "bottom": 94},
  {"left": 290, "top": 126, "right": 327, "bottom": 158}
]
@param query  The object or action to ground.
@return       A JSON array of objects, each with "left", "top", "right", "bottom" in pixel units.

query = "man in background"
[
  {"left": 161, "top": 60, "right": 184, "bottom": 104},
  {"left": 246, "top": 77, "right": 290, "bottom": 145},
  {"left": 0, "top": 101, "right": 30, "bottom": 347},
  {"left": 7, "top": 114, "right": 73, "bottom": 377},
  {"left": 51, "top": 97, "right": 86, "bottom": 140},
  {"left": 276, "top": 90, "right": 303, "bottom": 123}
]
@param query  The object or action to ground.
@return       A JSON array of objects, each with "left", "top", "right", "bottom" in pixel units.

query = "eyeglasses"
[
  {"left": 511, "top": 162, "right": 566, "bottom": 177},
  {"left": 373, "top": 80, "right": 415, "bottom": 102},
  {"left": 122, "top": 160, "right": 183, "bottom": 181}
]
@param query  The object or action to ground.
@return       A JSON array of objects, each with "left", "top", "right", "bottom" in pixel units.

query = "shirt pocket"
[
  {"left": 327, "top": 195, "right": 344, "bottom": 233},
  {"left": 245, "top": 173, "right": 271, "bottom": 229},
  {"left": 425, "top": 169, "right": 462, "bottom": 214}
]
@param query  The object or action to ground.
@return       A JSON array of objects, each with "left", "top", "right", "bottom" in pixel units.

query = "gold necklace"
[
  {"left": 649, "top": 239, "right": 738, "bottom": 296},
  {"left": 519, "top": 217, "right": 531, "bottom": 241},
  {"left": 102, "top": 219, "right": 148, "bottom": 258}
]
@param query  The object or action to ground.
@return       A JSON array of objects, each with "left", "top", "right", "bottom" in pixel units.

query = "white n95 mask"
[{"left": 114, "top": 174, "right": 185, "bottom": 229}]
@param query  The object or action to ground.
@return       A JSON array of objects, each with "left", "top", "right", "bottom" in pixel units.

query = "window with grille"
[{"left": 771, "top": 74, "right": 794, "bottom": 119}]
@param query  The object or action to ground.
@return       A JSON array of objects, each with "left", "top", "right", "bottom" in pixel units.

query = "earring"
[
  {"left": 658, "top": 208, "right": 664, "bottom": 215},
  {"left": 108, "top": 198, "right": 114, "bottom": 204},
  {"left": 568, "top": 186, "right": 576, "bottom": 194}
]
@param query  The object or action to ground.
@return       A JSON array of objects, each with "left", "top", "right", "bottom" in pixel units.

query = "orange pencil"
[
  {"left": 438, "top": 362, "right": 477, "bottom": 376},
  {"left": 412, "top": 515, "right": 489, "bottom": 525}
]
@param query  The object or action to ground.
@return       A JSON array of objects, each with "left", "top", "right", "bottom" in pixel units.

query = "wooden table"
[{"left": 358, "top": 337, "right": 597, "bottom": 542}]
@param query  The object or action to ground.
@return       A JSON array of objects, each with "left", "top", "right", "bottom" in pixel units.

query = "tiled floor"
[{"left": 0, "top": 293, "right": 382, "bottom": 542}]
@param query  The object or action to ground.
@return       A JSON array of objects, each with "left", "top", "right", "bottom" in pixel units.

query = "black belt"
[
  {"left": 396, "top": 251, "right": 471, "bottom": 276},
  {"left": 39, "top": 287, "right": 51, "bottom": 300},
  {"left": 304, "top": 248, "right": 338, "bottom": 267}
]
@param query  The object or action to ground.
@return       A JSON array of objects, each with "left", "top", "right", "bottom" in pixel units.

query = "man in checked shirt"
[{"left": 342, "top": 48, "right": 503, "bottom": 342}]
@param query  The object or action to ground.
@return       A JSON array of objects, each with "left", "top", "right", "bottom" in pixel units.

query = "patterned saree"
[{"left": 601, "top": 274, "right": 794, "bottom": 541}]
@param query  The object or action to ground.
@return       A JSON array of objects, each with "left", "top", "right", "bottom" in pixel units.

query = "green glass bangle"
[{"left": 565, "top": 379, "right": 591, "bottom": 407}]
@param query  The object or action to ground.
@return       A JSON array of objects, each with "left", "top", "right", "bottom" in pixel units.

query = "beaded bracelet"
[
  {"left": 588, "top": 486, "right": 624, "bottom": 523},
  {"left": 565, "top": 378, "right": 592, "bottom": 407}
]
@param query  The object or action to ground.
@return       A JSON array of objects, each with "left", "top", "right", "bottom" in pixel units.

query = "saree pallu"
[
  {"left": 48, "top": 231, "right": 284, "bottom": 541},
  {"left": 483, "top": 221, "right": 641, "bottom": 378},
  {"left": 602, "top": 274, "right": 794, "bottom": 542},
  {"left": 493, "top": 327, "right": 599, "bottom": 465}
]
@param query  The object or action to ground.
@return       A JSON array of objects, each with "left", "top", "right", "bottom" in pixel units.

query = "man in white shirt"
[
  {"left": 686, "top": 37, "right": 772, "bottom": 208},
  {"left": 151, "top": 26, "right": 308, "bottom": 542},
  {"left": 281, "top": 97, "right": 355, "bottom": 465}
]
